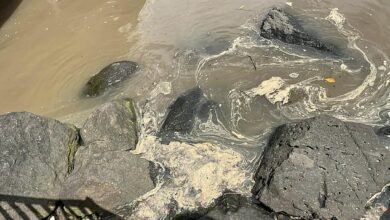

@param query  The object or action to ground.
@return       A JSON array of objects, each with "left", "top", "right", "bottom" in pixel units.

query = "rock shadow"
[{"left": 0, "top": 194, "right": 120, "bottom": 219}]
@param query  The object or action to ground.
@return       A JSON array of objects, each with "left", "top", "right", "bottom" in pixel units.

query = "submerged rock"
[
  {"left": 62, "top": 99, "right": 154, "bottom": 215},
  {"left": 0, "top": 112, "right": 79, "bottom": 199},
  {"left": 260, "top": 8, "right": 333, "bottom": 52},
  {"left": 158, "top": 87, "right": 216, "bottom": 142},
  {"left": 83, "top": 61, "right": 139, "bottom": 97},
  {"left": 253, "top": 115, "right": 390, "bottom": 219},
  {"left": 80, "top": 99, "right": 138, "bottom": 151}
]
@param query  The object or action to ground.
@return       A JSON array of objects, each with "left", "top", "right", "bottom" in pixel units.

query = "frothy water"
[{"left": 1, "top": 0, "right": 390, "bottom": 219}]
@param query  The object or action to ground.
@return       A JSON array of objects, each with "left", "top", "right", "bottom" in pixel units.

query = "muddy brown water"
[
  {"left": 0, "top": 0, "right": 388, "bottom": 125},
  {"left": 1, "top": 0, "right": 390, "bottom": 218}
]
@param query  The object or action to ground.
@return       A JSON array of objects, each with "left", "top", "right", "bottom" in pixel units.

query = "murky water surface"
[{"left": 1, "top": 0, "right": 390, "bottom": 218}]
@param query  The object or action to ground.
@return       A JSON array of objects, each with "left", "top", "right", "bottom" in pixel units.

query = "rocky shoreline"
[
  {"left": 1, "top": 6, "right": 390, "bottom": 220},
  {"left": 1, "top": 96, "right": 389, "bottom": 219}
]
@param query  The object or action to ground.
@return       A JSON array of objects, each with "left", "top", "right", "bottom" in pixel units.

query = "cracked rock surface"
[{"left": 253, "top": 115, "right": 390, "bottom": 219}]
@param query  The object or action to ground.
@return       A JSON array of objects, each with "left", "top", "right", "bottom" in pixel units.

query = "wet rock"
[
  {"left": 61, "top": 99, "right": 154, "bottom": 214},
  {"left": 253, "top": 115, "right": 390, "bottom": 219},
  {"left": 286, "top": 88, "right": 307, "bottom": 105},
  {"left": 158, "top": 87, "right": 216, "bottom": 142},
  {"left": 83, "top": 61, "right": 139, "bottom": 97},
  {"left": 0, "top": 0, "right": 22, "bottom": 28},
  {"left": 80, "top": 99, "right": 138, "bottom": 151},
  {"left": 376, "top": 125, "right": 390, "bottom": 136},
  {"left": 260, "top": 8, "right": 333, "bottom": 52},
  {"left": 174, "top": 193, "right": 274, "bottom": 220},
  {"left": 203, "top": 194, "right": 274, "bottom": 220},
  {"left": 0, "top": 112, "right": 79, "bottom": 199},
  {"left": 365, "top": 184, "right": 390, "bottom": 220}
]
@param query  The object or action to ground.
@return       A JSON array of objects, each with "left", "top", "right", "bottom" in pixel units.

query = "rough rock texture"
[
  {"left": 83, "top": 61, "right": 139, "bottom": 97},
  {"left": 260, "top": 8, "right": 333, "bottom": 52},
  {"left": 61, "top": 146, "right": 154, "bottom": 216},
  {"left": 62, "top": 99, "right": 154, "bottom": 214},
  {"left": 253, "top": 115, "right": 390, "bottom": 219},
  {"left": 80, "top": 99, "right": 138, "bottom": 151},
  {"left": 158, "top": 87, "right": 216, "bottom": 142},
  {"left": 0, "top": 112, "right": 79, "bottom": 199}
]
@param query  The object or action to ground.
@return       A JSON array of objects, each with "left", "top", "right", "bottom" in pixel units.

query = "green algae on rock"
[{"left": 82, "top": 61, "right": 139, "bottom": 97}]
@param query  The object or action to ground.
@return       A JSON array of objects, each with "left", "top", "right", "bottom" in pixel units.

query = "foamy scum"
[
  {"left": 129, "top": 136, "right": 251, "bottom": 219},
  {"left": 198, "top": 8, "right": 389, "bottom": 125},
  {"left": 118, "top": 7, "right": 389, "bottom": 219}
]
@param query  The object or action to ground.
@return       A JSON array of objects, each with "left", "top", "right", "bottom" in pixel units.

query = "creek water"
[{"left": 1, "top": 0, "right": 389, "bottom": 219}]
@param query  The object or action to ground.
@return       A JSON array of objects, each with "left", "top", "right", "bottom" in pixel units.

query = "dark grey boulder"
[
  {"left": 0, "top": 112, "right": 79, "bottom": 199},
  {"left": 260, "top": 8, "right": 333, "bottom": 52},
  {"left": 61, "top": 99, "right": 154, "bottom": 215},
  {"left": 158, "top": 87, "right": 216, "bottom": 142},
  {"left": 253, "top": 115, "right": 390, "bottom": 219},
  {"left": 83, "top": 61, "right": 139, "bottom": 97},
  {"left": 174, "top": 193, "right": 274, "bottom": 220},
  {"left": 0, "top": 112, "right": 79, "bottom": 219},
  {"left": 60, "top": 144, "right": 154, "bottom": 216},
  {"left": 202, "top": 194, "right": 274, "bottom": 220},
  {"left": 80, "top": 99, "right": 138, "bottom": 151},
  {"left": 366, "top": 184, "right": 390, "bottom": 220},
  {"left": 376, "top": 125, "right": 390, "bottom": 136}
]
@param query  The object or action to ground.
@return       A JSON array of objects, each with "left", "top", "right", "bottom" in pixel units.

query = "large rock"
[
  {"left": 0, "top": 112, "right": 79, "bottom": 199},
  {"left": 260, "top": 8, "right": 333, "bottom": 52},
  {"left": 158, "top": 87, "right": 216, "bottom": 142},
  {"left": 0, "top": 112, "right": 79, "bottom": 219},
  {"left": 83, "top": 61, "right": 139, "bottom": 97},
  {"left": 80, "top": 99, "right": 138, "bottom": 151},
  {"left": 253, "top": 115, "right": 390, "bottom": 219},
  {"left": 60, "top": 145, "right": 154, "bottom": 217},
  {"left": 61, "top": 99, "right": 154, "bottom": 216}
]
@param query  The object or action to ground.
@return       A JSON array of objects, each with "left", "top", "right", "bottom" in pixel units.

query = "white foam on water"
[
  {"left": 289, "top": 72, "right": 299, "bottom": 78},
  {"left": 326, "top": 8, "right": 345, "bottom": 29},
  {"left": 245, "top": 77, "right": 291, "bottom": 104},
  {"left": 116, "top": 85, "right": 254, "bottom": 219},
  {"left": 128, "top": 135, "right": 252, "bottom": 219}
]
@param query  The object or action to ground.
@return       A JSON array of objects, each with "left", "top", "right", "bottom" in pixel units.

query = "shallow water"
[{"left": 1, "top": 0, "right": 390, "bottom": 218}]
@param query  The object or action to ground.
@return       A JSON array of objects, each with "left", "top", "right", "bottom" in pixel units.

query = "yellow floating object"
[{"left": 324, "top": 77, "right": 336, "bottom": 83}]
